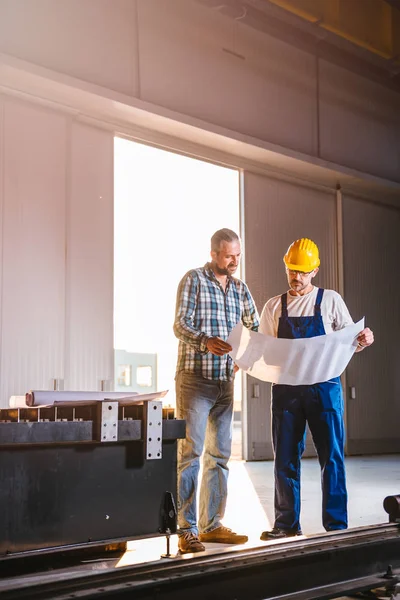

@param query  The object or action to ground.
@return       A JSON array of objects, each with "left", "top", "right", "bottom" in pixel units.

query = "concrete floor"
[
  {"left": 226, "top": 422, "right": 400, "bottom": 538},
  {"left": 225, "top": 454, "right": 400, "bottom": 539},
  {"left": 109, "top": 452, "right": 400, "bottom": 575}
]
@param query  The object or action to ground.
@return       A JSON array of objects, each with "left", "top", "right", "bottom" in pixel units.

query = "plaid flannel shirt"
[{"left": 174, "top": 263, "right": 259, "bottom": 381}]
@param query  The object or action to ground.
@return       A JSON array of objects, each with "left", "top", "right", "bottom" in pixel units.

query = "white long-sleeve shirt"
[{"left": 259, "top": 286, "right": 354, "bottom": 338}]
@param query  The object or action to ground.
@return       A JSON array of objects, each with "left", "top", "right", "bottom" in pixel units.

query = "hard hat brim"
[{"left": 284, "top": 259, "right": 320, "bottom": 272}]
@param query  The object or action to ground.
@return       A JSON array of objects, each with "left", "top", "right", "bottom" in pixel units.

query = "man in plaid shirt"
[{"left": 174, "top": 228, "right": 259, "bottom": 554}]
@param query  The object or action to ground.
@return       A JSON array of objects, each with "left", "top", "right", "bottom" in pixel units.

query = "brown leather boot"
[
  {"left": 199, "top": 526, "right": 248, "bottom": 544},
  {"left": 178, "top": 532, "right": 205, "bottom": 554}
]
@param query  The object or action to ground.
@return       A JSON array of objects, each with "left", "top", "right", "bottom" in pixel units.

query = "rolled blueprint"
[
  {"left": 25, "top": 390, "right": 168, "bottom": 407},
  {"left": 9, "top": 396, "right": 27, "bottom": 408}
]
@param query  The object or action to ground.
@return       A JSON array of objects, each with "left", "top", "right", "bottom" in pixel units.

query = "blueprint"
[{"left": 228, "top": 318, "right": 364, "bottom": 385}]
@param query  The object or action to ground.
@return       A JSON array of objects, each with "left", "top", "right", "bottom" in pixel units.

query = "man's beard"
[
  {"left": 214, "top": 264, "right": 235, "bottom": 276},
  {"left": 290, "top": 279, "right": 307, "bottom": 291}
]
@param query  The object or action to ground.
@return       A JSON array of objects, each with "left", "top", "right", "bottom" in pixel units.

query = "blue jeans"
[{"left": 176, "top": 371, "right": 234, "bottom": 535}]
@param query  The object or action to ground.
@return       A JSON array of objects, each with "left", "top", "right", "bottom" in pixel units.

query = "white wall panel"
[
  {"left": 0, "top": 98, "right": 67, "bottom": 407},
  {"left": 138, "top": 0, "right": 318, "bottom": 155},
  {"left": 244, "top": 174, "right": 337, "bottom": 311},
  {"left": 0, "top": 0, "right": 139, "bottom": 96},
  {"left": 243, "top": 172, "right": 337, "bottom": 460},
  {"left": 320, "top": 61, "right": 400, "bottom": 183},
  {"left": 0, "top": 98, "right": 4, "bottom": 403},
  {"left": 65, "top": 122, "right": 114, "bottom": 391},
  {"left": 343, "top": 196, "right": 400, "bottom": 453}
]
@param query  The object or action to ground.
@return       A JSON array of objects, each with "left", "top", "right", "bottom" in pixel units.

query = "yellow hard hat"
[{"left": 283, "top": 238, "right": 320, "bottom": 272}]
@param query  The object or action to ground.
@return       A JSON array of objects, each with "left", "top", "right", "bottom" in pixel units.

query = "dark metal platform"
[{"left": 0, "top": 402, "right": 185, "bottom": 554}]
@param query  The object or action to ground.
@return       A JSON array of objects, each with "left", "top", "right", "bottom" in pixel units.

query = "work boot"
[
  {"left": 178, "top": 532, "right": 205, "bottom": 554},
  {"left": 260, "top": 527, "right": 302, "bottom": 541},
  {"left": 199, "top": 526, "right": 248, "bottom": 544}
]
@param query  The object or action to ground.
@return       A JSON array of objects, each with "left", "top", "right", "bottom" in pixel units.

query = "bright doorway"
[{"left": 114, "top": 137, "right": 243, "bottom": 455}]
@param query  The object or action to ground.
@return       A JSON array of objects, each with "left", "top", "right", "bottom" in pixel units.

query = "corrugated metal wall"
[
  {"left": 0, "top": 0, "right": 398, "bottom": 448},
  {"left": 0, "top": 97, "right": 114, "bottom": 407},
  {"left": 1, "top": 0, "right": 400, "bottom": 184},
  {"left": 243, "top": 171, "right": 337, "bottom": 460},
  {"left": 0, "top": 98, "right": 67, "bottom": 404},
  {"left": 343, "top": 195, "right": 400, "bottom": 454},
  {"left": 65, "top": 122, "right": 114, "bottom": 391},
  {"left": 319, "top": 61, "right": 400, "bottom": 183}
]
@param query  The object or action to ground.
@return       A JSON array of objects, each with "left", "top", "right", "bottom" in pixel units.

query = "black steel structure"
[
  {"left": 1, "top": 399, "right": 400, "bottom": 600},
  {"left": 0, "top": 400, "right": 185, "bottom": 554}
]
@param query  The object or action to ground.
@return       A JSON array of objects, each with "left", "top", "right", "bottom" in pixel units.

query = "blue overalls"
[{"left": 272, "top": 288, "right": 348, "bottom": 533}]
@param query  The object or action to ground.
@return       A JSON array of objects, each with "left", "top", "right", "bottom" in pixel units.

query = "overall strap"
[
  {"left": 314, "top": 288, "right": 324, "bottom": 315},
  {"left": 280, "top": 293, "right": 288, "bottom": 317}
]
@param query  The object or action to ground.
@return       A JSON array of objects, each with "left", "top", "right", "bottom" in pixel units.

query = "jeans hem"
[
  {"left": 178, "top": 527, "right": 198, "bottom": 537},
  {"left": 200, "top": 522, "right": 222, "bottom": 534}
]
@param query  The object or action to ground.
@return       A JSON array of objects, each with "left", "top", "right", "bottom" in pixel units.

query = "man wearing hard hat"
[{"left": 259, "top": 238, "right": 374, "bottom": 540}]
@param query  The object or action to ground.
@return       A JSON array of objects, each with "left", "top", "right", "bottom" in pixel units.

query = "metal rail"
[{"left": 1, "top": 523, "right": 400, "bottom": 600}]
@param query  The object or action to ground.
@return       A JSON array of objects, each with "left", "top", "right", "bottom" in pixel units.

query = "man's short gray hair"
[{"left": 211, "top": 228, "right": 240, "bottom": 252}]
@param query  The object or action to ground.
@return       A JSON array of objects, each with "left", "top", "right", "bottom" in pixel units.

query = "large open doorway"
[{"left": 113, "top": 137, "right": 243, "bottom": 456}]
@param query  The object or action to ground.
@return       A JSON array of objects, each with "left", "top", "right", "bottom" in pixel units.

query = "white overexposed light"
[{"left": 114, "top": 137, "right": 240, "bottom": 407}]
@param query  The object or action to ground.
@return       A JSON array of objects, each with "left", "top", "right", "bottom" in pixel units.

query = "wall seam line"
[
  {"left": 0, "top": 96, "right": 5, "bottom": 406},
  {"left": 63, "top": 115, "right": 72, "bottom": 390},
  {"left": 239, "top": 168, "right": 249, "bottom": 461},
  {"left": 134, "top": 0, "right": 142, "bottom": 100}
]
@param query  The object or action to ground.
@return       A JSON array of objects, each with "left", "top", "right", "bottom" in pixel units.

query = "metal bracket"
[
  {"left": 144, "top": 400, "right": 162, "bottom": 460},
  {"left": 95, "top": 400, "right": 118, "bottom": 442}
]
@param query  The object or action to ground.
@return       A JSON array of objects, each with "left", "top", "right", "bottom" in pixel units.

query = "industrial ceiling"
[{"left": 195, "top": 0, "right": 400, "bottom": 91}]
